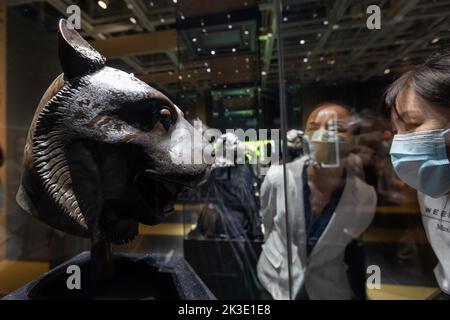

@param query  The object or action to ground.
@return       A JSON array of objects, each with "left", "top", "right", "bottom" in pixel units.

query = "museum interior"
[{"left": 1, "top": 0, "right": 450, "bottom": 300}]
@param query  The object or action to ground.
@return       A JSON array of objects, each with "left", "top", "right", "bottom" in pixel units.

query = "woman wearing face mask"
[
  {"left": 384, "top": 49, "right": 450, "bottom": 299},
  {"left": 257, "top": 102, "right": 377, "bottom": 300}
]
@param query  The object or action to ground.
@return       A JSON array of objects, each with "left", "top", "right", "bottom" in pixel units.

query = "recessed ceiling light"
[
  {"left": 149, "top": 1, "right": 154, "bottom": 7},
  {"left": 303, "top": 58, "right": 308, "bottom": 63},
  {"left": 283, "top": 17, "right": 288, "bottom": 22},
  {"left": 129, "top": 17, "right": 137, "bottom": 24},
  {"left": 244, "top": 30, "right": 249, "bottom": 35},
  {"left": 232, "top": 48, "right": 236, "bottom": 52},
  {"left": 384, "top": 68, "right": 391, "bottom": 75},
  {"left": 178, "top": 75, "right": 183, "bottom": 80},
  {"left": 160, "top": 17, "right": 165, "bottom": 23},
  {"left": 172, "top": 0, "right": 177, "bottom": 3},
  {"left": 228, "top": 24, "right": 233, "bottom": 29},
  {"left": 197, "top": 48, "right": 201, "bottom": 52},
  {"left": 300, "top": 40, "right": 305, "bottom": 45},
  {"left": 323, "top": 20, "right": 329, "bottom": 25},
  {"left": 192, "top": 38, "right": 197, "bottom": 42},
  {"left": 261, "top": 71, "right": 267, "bottom": 76},
  {"left": 211, "top": 50, "right": 215, "bottom": 55},
  {"left": 97, "top": 0, "right": 108, "bottom": 9},
  {"left": 206, "top": 68, "right": 211, "bottom": 73}
]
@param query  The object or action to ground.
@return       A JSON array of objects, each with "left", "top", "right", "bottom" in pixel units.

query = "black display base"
[{"left": 2, "top": 251, "right": 216, "bottom": 300}]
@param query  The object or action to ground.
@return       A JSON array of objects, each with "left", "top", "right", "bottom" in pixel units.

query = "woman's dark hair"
[{"left": 384, "top": 48, "right": 450, "bottom": 113}]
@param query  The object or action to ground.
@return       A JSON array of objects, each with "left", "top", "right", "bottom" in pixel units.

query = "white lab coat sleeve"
[
  {"left": 260, "top": 172, "right": 278, "bottom": 238},
  {"left": 357, "top": 185, "right": 377, "bottom": 235}
]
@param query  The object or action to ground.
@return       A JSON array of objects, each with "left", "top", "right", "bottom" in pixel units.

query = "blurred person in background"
[{"left": 257, "top": 102, "right": 376, "bottom": 300}]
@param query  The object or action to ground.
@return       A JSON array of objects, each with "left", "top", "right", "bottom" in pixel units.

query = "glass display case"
[{"left": 0, "top": 0, "right": 449, "bottom": 300}]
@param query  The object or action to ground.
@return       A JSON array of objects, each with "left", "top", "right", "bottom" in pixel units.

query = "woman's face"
[
  {"left": 391, "top": 89, "right": 450, "bottom": 157},
  {"left": 392, "top": 89, "right": 450, "bottom": 134},
  {"left": 305, "top": 104, "right": 352, "bottom": 137},
  {"left": 304, "top": 104, "right": 352, "bottom": 165}
]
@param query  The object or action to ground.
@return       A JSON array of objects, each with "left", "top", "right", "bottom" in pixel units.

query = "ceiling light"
[
  {"left": 228, "top": 24, "right": 233, "bottom": 29},
  {"left": 206, "top": 68, "right": 211, "bottom": 73},
  {"left": 303, "top": 58, "right": 308, "bottom": 63},
  {"left": 211, "top": 50, "right": 215, "bottom": 55},
  {"left": 160, "top": 17, "right": 165, "bottom": 23},
  {"left": 235, "top": 69, "right": 239, "bottom": 73},
  {"left": 149, "top": 1, "right": 154, "bottom": 6},
  {"left": 384, "top": 68, "right": 391, "bottom": 75},
  {"left": 431, "top": 37, "right": 440, "bottom": 44},
  {"left": 178, "top": 75, "right": 183, "bottom": 80},
  {"left": 244, "top": 30, "right": 249, "bottom": 35},
  {"left": 129, "top": 17, "right": 137, "bottom": 24},
  {"left": 323, "top": 20, "right": 329, "bottom": 25},
  {"left": 172, "top": 0, "right": 177, "bottom": 3},
  {"left": 261, "top": 71, "right": 267, "bottom": 76},
  {"left": 232, "top": 48, "right": 236, "bottom": 52},
  {"left": 300, "top": 40, "right": 305, "bottom": 45},
  {"left": 197, "top": 48, "right": 201, "bottom": 52},
  {"left": 192, "top": 38, "right": 197, "bottom": 42},
  {"left": 283, "top": 17, "right": 288, "bottom": 22},
  {"left": 97, "top": 0, "right": 108, "bottom": 9},
  {"left": 332, "top": 24, "right": 339, "bottom": 30}
]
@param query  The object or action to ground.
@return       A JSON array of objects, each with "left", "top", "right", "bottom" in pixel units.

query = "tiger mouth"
[{"left": 134, "top": 173, "right": 180, "bottom": 218}]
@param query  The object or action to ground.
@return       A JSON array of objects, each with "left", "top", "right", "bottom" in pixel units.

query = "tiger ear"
[{"left": 58, "top": 19, "right": 105, "bottom": 79}]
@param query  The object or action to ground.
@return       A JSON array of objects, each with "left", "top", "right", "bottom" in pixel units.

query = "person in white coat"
[
  {"left": 257, "top": 103, "right": 377, "bottom": 300},
  {"left": 384, "top": 49, "right": 450, "bottom": 299}
]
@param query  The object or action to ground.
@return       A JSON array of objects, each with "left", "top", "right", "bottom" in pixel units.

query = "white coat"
[{"left": 257, "top": 157, "right": 377, "bottom": 300}]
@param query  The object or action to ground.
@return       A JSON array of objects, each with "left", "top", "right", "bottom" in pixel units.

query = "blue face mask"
[{"left": 390, "top": 128, "right": 450, "bottom": 198}]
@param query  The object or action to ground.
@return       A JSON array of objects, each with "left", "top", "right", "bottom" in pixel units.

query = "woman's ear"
[{"left": 58, "top": 19, "right": 105, "bottom": 79}]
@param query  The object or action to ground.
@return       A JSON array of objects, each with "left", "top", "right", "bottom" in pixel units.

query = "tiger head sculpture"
[{"left": 16, "top": 20, "right": 210, "bottom": 244}]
